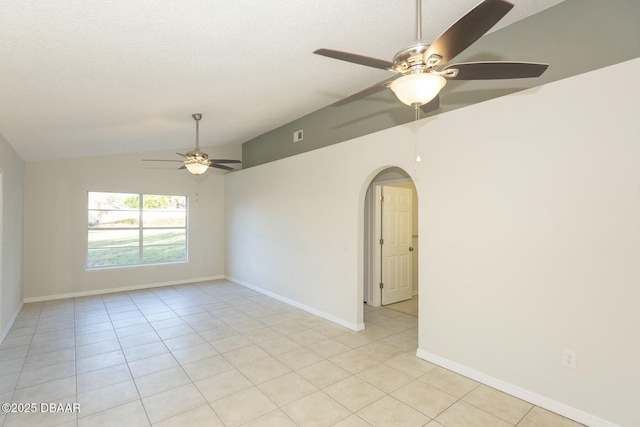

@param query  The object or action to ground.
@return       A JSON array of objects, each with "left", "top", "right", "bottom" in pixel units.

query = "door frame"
[{"left": 364, "top": 175, "right": 416, "bottom": 308}]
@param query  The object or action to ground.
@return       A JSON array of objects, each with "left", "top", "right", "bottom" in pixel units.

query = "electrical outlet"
[
  {"left": 562, "top": 349, "right": 576, "bottom": 369},
  {"left": 293, "top": 129, "right": 303, "bottom": 142}
]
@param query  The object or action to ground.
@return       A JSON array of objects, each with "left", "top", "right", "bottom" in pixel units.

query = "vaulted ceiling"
[{"left": 1, "top": 0, "right": 565, "bottom": 161}]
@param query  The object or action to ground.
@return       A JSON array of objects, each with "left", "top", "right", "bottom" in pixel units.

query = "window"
[{"left": 88, "top": 192, "right": 187, "bottom": 268}]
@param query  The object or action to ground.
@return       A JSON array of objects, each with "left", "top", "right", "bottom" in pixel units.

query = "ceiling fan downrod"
[
  {"left": 193, "top": 113, "right": 202, "bottom": 152},
  {"left": 415, "top": 0, "right": 422, "bottom": 41},
  {"left": 187, "top": 113, "right": 206, "bottom": 158}
]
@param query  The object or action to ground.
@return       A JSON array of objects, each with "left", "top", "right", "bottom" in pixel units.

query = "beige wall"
[
  {"left": 225, "top": 59, "right": 640, "bottom": 426},
  {"left": 22, "top": 145, "right": 239, "bottom": 300},
  {"left": 0, "top": 132, "right": 24, "bottom": 340}
]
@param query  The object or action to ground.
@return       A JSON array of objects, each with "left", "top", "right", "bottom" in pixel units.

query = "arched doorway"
[{"left": 363, "top": 167, "right": 418, "bottom": 323}]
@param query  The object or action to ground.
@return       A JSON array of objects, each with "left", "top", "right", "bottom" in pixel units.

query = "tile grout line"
[
  {"left": 172, "top": 286, "right": 284, "bottom": 425},
  {"left": 130, "top": 284, "right": 231, "bottom": 425},
  {"left": 515, "top": 405, "right": 536, "bottom": 427},
  {"left": 96, "top": 292, "right": 153, "bottom": 426},
  {"left": 72, "top": 297, "right": 78, "bottom": 425},
  {"left": 5, "top": 301, "right": 42, "bottom": 425},
  {"left": 145, "top": 287, "right": 221, "bottom": 425}
]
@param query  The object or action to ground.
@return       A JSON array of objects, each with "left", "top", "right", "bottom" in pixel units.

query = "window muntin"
[{"left": 87, "top": 192, "right": 187, "bottom": 268}]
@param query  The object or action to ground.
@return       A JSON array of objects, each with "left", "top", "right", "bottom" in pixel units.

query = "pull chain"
[{"left": 414, "top": 107, "right": 421, "bottom": 170}]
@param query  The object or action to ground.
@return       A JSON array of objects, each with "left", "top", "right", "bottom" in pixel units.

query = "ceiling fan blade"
[
  {"left": 176, "top": 152, "right": 188, "bottom": 157},
  {"left": 179, "top": 165, "right": 186, "bottom": 170},
  {"left": 331, "top": 75, "right": 400, "bottom": 107},
  {"left": 142, "top": 159, "right": 184, "bottom": 162},
  {"left": 314, "top": 48, "right": 395, "bottom": 71},
  {"left": 443, "top": 61, "right": 549, "bottom": 80},
  {"left": 209, "top": 163, "right": 234, "bottom": 171},
  {"left": 208, "top": 159, "right": 242, "bottom": 164},
  {"left": 425, "top": 0, "right": 514, "bottom": 65},
  {"left": 420, "top": 95, "right": 440, "bottom": 113}
]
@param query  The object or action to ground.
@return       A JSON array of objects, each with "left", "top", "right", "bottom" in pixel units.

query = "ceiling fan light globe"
[
  {"left": 390, "top": 73, "right": 446, "bottom": 107},
  {"left": 185, "top": 162, "right": 209, "bottom": 175}
]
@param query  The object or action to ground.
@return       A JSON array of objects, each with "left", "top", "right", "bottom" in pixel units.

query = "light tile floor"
[
  {"left": 385, "top": 296, "right": 418, "bottom": 317},
  {"left": 0, "top": 280, "right": 584, "bottom": 427}
]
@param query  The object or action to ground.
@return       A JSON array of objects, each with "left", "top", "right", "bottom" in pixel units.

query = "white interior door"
[{"left": 381, "top": 185, "right": 413, "bottom": 305}]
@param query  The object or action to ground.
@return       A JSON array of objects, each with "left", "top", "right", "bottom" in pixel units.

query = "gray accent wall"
[{"left": 243, "top": 0, "right": 640, "bottom": 168}]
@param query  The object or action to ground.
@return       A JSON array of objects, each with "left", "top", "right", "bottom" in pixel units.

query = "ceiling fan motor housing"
[
  {"left": 185, "top": 150, "right": 208, "bottom": 159},
  {"left": 393, "top": 41, "right": 433, "bottom": 72}
]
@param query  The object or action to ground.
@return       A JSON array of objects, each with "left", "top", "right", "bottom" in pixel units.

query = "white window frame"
[{"left": 87, "top": 192, "right": 188, "bottom": 269}]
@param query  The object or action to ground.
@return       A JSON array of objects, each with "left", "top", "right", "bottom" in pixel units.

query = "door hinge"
[
  {"left": 379, "top": 238, "right": 384, "bottom": 245},
  {"left": 379, "top": 282, "right": 384, "bottom": 289},
  {"left": 380, "top": 195, "right": 384, "bottom": 202}
]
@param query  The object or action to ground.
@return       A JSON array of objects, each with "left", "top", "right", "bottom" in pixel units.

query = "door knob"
[{"left": 409, "top": 247, "right": 414, "bottom": 252}]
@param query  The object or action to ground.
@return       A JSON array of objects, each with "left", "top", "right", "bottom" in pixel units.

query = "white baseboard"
[
  {"left": 0, "top": 300, "right": 25, "bottom": 345},
  {"left": 416, "top": 349, "right": 620, "bottom": 427},
  {"left": 23, "top": 276, "right": 224, "bottom": 303},
  {"left": 227, "top": 276, "right": 364, "bottom": 332}
]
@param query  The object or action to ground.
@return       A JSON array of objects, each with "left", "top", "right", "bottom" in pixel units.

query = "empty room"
[{"left": 0, "top": 0, "right": 638, "bottom": 426}]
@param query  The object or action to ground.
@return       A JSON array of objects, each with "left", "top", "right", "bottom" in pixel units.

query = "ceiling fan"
[
  {"left": 143, "top": 113, "right": 241, "bottom": 175},
  {"left": 314, "top": 0, "right": 549, "bottom": 112}
]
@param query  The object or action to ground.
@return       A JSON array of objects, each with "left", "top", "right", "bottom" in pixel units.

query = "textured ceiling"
[{"left": 0, "top": 0, "right": 563, "bottom": 161}]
